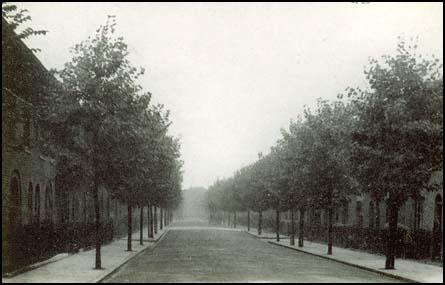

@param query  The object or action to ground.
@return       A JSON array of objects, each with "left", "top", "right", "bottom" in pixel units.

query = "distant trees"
[
  {"left": 45, "top": 17, "right": 182, "bottom": 269},
  {"left": 206, "top": 40, "right": 442, "bottom": 269}
]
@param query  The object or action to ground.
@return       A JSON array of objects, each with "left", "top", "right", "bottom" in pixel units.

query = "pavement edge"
[
  {"left": 94, "top": 228, "right": 170, "bottom": 283},
  {"left": 2, "top": 253, "right": 70, "bottom": 279},
  {"left": 267, "top": 240, "right": 419, "bottom": 284}
]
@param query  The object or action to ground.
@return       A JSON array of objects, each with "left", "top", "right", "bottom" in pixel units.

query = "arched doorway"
[
  {"left": 9, "top": 173, "right": 22, "bottom": 227},
  {"left": 432, "top": 194, "right": 442, "bottom": 260}
]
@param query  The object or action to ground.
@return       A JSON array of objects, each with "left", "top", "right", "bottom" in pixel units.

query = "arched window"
[
  {"left": 27, "top": 182, "right": 33, "bottom": 224},
  {"left": 35, "top": 184, "right": 41, "bottom": 224},
  {"left": 9, "top": 171, "right": 22, "bottom": 228}
]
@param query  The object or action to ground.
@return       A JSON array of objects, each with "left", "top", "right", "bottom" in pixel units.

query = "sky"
[{"left": 11, "top": 2, "right": 443, "bottom": 189}]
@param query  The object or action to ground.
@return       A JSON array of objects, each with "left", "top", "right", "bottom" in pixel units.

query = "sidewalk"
[
  {"left": 243, "top": 227, "right": 443, "bottom": 283},
  {"left": 2, "top": 226, "right": 169, "bottom": 283}
]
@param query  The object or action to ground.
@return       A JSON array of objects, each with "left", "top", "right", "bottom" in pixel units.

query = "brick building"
[{"left": 2, "top": 18, "right": 138, "bottom": 274}]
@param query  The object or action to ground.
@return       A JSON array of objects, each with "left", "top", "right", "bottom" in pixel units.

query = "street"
[{"left": 103, "top": 220, "right": 403, "bottom": 283}]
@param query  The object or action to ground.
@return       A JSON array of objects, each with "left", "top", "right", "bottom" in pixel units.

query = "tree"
[
  {"left": 249, "top": 153, "right": 275, "bottom": 235},
  {"left": 348, "top": 40, "right": 443, "bottom": 269},
  {"left": 279, "top": 117, "right": 316, "bottom": 248},
  {"left": 299, "top": 99, "right": 357, "bottom": 255},
  {"left": 52, "top": 16, "right": 150, "bottom": 268}
]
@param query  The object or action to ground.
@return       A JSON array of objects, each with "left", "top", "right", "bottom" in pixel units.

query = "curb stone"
[
  {"left": 268, "top": 241, "right": 419, "bottom": 283},
  {"left": 95, "top": 228, "right": 170, "bottom": 283},
  {"left": 244, "top": 230, "right": 290, "bottom": 240},
  {"left": 2, "top": 253, "right": 70, "bottom": 279}
]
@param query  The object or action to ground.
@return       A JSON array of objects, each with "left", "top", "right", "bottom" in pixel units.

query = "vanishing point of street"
[{"left": 104, "top": 220, "right": 402, "bottom": 283}]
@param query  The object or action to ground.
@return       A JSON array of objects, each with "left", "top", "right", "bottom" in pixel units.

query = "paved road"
[{"left": 104, "top": 220, "right": 403, "bottom": 283}]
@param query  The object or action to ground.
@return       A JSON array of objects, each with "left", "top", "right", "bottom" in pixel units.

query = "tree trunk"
[
  {"left": 127, "top": 203, "right": 132, "bottom": 251},
  {"left": 160, "top": 208, "right": 163, "bottom": 230},
  {"left": 299, "top": 207, "right": 305, "bottom": 247},
  {"left": 140, "top": 206, "right": 143, "bottom": 245},
  {"left": 386, "top": 202, "right": 399, "bottom": 269},
  {"left": 376, "top": 199, "right": 381, "bottom": 229},
  {"left": 276, "top": 210, "right": 280, "bottom": 242},
  {"left": 290, "top": 208, "right": 295, "bottom": 246},
  {"left": 147, "top": 204, "right": 151, "bottom": 238},
  {"left": 328, "top": 206, "right": 333, "bottom": 255},
  {"left": 228, "top": 211, "right": 231, "bottom": 227},
  {"left": 93, "top": 178, "right": 102, "bottom": 269},
  {"left": 247, "top": 210, "right": 250, "bottom": 231},
  {"left": 154, "top": 206, "right": 158, "bottom": 234},
  {"left": 234, "top": 211, "right": 237, "bottom": 228},
  {"left": 149, "top": 205, "right": 154, "bottom": 238},
  {"left": 258, "top": 210, "right": 263, "bottom": 236}
]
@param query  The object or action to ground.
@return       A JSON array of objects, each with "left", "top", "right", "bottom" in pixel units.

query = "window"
[
  {"left": 28, "top": 182, "right": 33, "bottom": 223},
  {"left": 413, "top": 198, "right": 424, "bottom": 230},
  {"left": 356, "top": 201, "right": 363, "bottom": 227}
]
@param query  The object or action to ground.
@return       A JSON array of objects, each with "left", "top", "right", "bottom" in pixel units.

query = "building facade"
[{"left": 2, "top": 18, "right": 137, "bottom": 274}]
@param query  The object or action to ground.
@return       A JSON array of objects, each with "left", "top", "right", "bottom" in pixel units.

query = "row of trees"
[
  {"left": 207, "top": 41, "right": 443, "bottom": 269},
  {"left": 3, "top": 5, "right": 183, "bottom": 270},
  {"left": 51, "top": 17, "right": 183, "bottom": 269}
]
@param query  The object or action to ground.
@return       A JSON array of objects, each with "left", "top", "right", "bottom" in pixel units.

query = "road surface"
[{"left": 104, "top": 220, "right": 403, "bottom": 283}]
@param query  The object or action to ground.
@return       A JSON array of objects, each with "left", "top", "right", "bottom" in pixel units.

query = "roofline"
[{"left": 2, "top": 16, "right": 54, "bottom": 81}]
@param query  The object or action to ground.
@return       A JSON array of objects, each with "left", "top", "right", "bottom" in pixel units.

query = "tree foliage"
[
  {"left": 2, "top": 2, "right": 48, "bottom": 52},
  {"left": 43, "top": 16, "right": 183, "bottom": 268}
]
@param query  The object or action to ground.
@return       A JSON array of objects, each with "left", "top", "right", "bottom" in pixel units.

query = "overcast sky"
[{"left": 13, "top": 2, "right": 443, "bottom": 189}]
